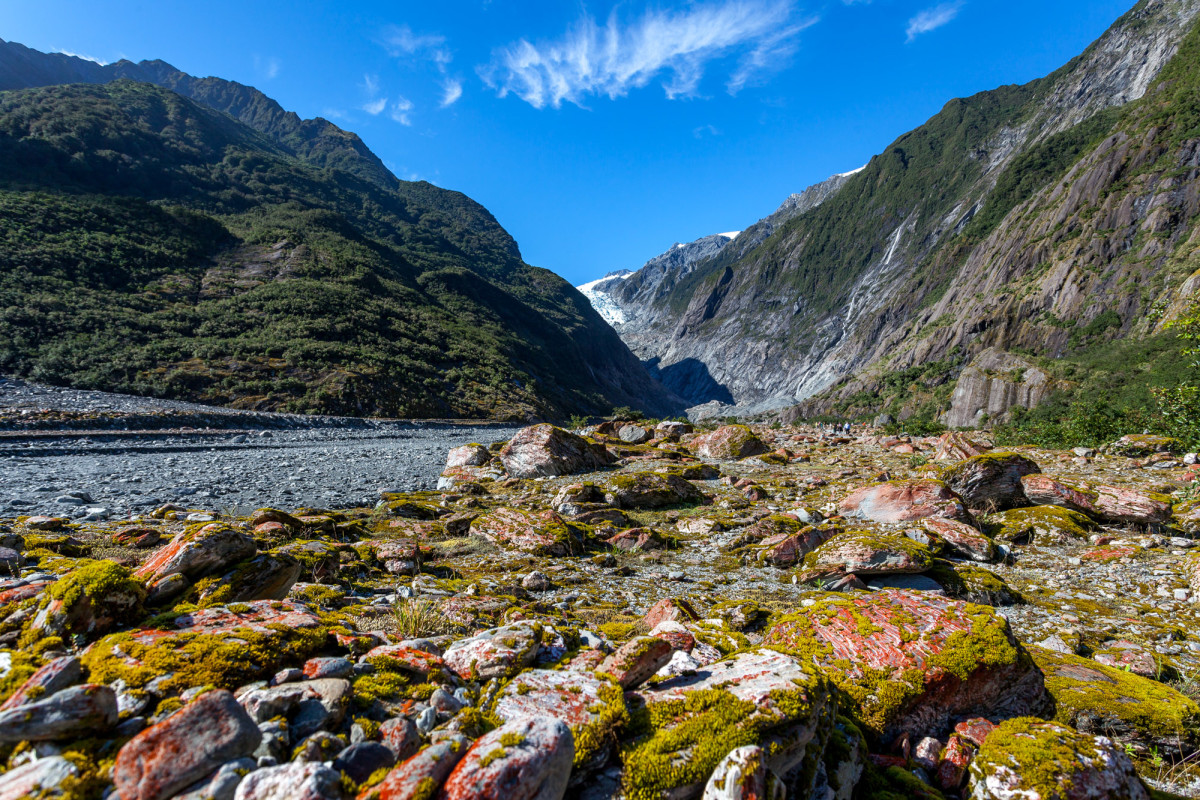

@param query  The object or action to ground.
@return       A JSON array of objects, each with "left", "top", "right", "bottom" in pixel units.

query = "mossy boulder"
[
  {"left": 30, "top": 560, "right": 146, "bottom": 641},
  {"left": 761, "top": 591, "right": 1049, "bottom": 741},
  {"left": 989, "top": 506, "right": 1098, "bottom": 545},
  {"left": 623, "top": 649, "right": 835, "bottom": 800},
  {"left": 603, "top": 472, "right": 707, "bottom": 509},
  {"left": 469, "top": 507, "right": 594, "bottom": 556},
  {"left": 499, "top": 424, "right": 616, "bottom": 478},
  {"left": 968, "top": 718, "right": 1150, "bottom": 800},
  {"left": 925, "top": 561, "right": 1024, "bottom": 606},
  {"left": 194, "top": 552, "right": 302, "bottom": 607},
  {"left": 133, "top": 524, "right": 257, "bottom": 585},
  {"left": 940, "top": 452, "right": 1040, "bottom": 511},
  {"left": 692, "top": 425, "right": 769, "bottom": 460},
  {"left": 798, "top": 531, "right": 934, "bottom": 582},
  {"left": 1107, "top": 434, "right": 1181, "bottom": 457},
  {"left": 1030, "top": 646, "right": 1200, "bottom": 757},
  {"left": 81, "top": 600, "right": 328, "bottom": 698}
]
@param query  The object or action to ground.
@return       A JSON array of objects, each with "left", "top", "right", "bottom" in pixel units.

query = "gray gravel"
[{"left": 0, "top": 379, "right": 521, "bottom": 519}]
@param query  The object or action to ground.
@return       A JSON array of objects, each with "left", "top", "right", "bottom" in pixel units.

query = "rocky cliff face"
[{"left": 602, "top": 0, "right": 1200, "bottom": 423}]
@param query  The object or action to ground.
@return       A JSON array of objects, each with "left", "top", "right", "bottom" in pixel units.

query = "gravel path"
[{"left": 0, "top": 379, "right": 521, "bottom": 519}]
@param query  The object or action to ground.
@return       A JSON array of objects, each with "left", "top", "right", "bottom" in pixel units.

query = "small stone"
[
  {"left": 599, "top": 636, "right": 674, "bottom": 689},
  {"left": 522, "top": 571, "right": 552, "bottom": 591},
  {"left": 332, "top": 742, "right": 396, "bottom": 784},
  {"left": 233, "top": 763, "right": 345, "bottom": 800}
]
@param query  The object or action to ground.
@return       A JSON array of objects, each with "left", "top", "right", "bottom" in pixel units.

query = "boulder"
[
  {"left": 0, "top": 757, "right": 79, "bottom": 800},
  {"left": 29, "top": 560, "right": 146, "bottom": 640},
  {"left": 362, "top": 645, "right": 445, "bottom": 680},
  {"left": 114, "top": 689, "right": 262, "bottom": 800},
  {"left": 988, "top": 506, "right": 1097, "bottom": 545},
  {"left": 618, "top": 424, "right": 652, "bottom": 444},
  {"left": 701, "top": 745, "right": 785, "bottom": 800},
  {"left": 439, "top": 717, "right": 574, "bottom": 800},
  {"left": 798, "top": 531, "right": 934, "bottom": 581},
  {"left": 1092, "top": 485, "right": 1174, "bottom": 527},
  {"left": 443, "top": 622, "right": 542, "bottom": 680},
  {"left": 922, "top": 518, "right": 996, "bottom": 562},
  {"left": 499, "top": 425, "right": 616, "bottom": 478},
  {"left": 940, "top": 452, "right": 1040, "bottom": 511},
  {"left": 446, "top": 444, "right": 491, "bottom": 468},
  {"left": 0, "top": 683, "right": 117, "bottom": 742},
  {"left": 373, "top": 736, "right": 469, "bottom": 800},
  {"left": 625, "top": 649, "right": 834, "bottom": 800},
  {"left": 933, "top": 431, "right": 992, "bottom": 462},
  {"left": 757, "top": 527, "right": 838, "bottom": 568},
  {"left": 968, "top": 718, "right": 1149, "bottom": 800},
  {"left": 762, "top": 591, "right": 1049, "bottom": 740},
  {"left": 693, "top": 425, "right": 769, "bottom": 460},
  {"left": 598, "top": 636, "right": 674, "bottom": 689},
  {"left": 1107, "top": 434, "right": 1180, "bottom": 457},
  {"left": 134, "top": 525, "right": 257, "bottom": 584},
  {"left": 470, "top": 508, "right": 592, "bottom": 556},
  {"left": 1030, "top": 646, "right": 1200, "bottom": 757},
  {"left": 838, "top": 480, "right": 970, "bottom": 524},
  {"left": 333, "top": 742, "right": 397, "bottom": 785},
  {"left": 603, "top": 472, "right": 707, "bottom": 509},
  {"left": 642, "top": 597, "right": 698, "bottom": 629},
  {"left": 234, "top": 763, "right": 346, "bottom": 800},
  {"left": 197, "top": 553, "right": 302, "bottom": 604},
  {"left": 0, "top": 655, "right": 82, "bottom": 711},
  {"left": 1019, "top": 475, "right": 1099, "bottom": 516}
]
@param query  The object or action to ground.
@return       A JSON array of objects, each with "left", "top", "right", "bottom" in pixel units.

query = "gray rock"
[
  {"left": 233, "top": 763, "right": 346, "bottom": 800},
  {"left": 0, "top": 684, "right": 117, "bottom": 742}
]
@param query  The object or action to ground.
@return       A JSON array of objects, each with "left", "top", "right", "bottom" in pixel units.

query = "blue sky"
[{"left": 2, "top": 0, "right": 1135, "bottom": 284}]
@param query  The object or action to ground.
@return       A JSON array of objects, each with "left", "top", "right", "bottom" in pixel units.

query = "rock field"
[{"left": 1, "top": 416, "right": 1200, "bottom": 800}]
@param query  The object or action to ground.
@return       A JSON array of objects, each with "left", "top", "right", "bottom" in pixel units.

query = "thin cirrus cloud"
[
  {"left": 480, "top": 0, "right": 816, "bottom": 110},
  {"left": 906, "top": 1, "right": 964, "bottom": 42},
  {"left": 381, "top": 24, "right": 464, "bottom": 108}
]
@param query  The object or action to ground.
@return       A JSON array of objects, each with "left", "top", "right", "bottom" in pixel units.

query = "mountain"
[
  {"left": 601, "top": 0, "right": 1200, "bottom": 425},
  {"left": 0, "top": 57, "right": 682, "bottom": 419},
  {"left": 0, "top": 39, "right": 395, "bottom": 188}
]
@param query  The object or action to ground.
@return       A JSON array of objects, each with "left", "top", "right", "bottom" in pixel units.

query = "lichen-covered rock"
[
  {"left": 234, "top": 762, "right": 346, "bottom": 800},
  {"left": 762, "top": 591, "right": 1049, "bottom": 740},
  {"left": 29, "top": 560, "right": 146, "bottom": 640},
  {"left": 440, "top": 717, "right": 574, "bottom": 800},
  {"left": 81, "top": 600, "right": 328, "bottom": 697},
  {"left": 197, "top": 552, "right": 302, "bottom": 605},
  {"left": 693, "top": 425, "right": 769, "bottom": 460},
  {"left": 0, "top": 655, "right": 81, "bottom": 711},
  {"left": 989, "top": 506, "right": 1097, "bottom": 545},
  {"left": 443, "top": 622, "right": 542, "bottom": 680},
  {"left": 838, "top": 480, "right": 971, "bottom": 524},
  {"left": 0, "top": 756, "right": 79, "bottom": 800},
  {"left": 0, "top": 682, "right": 117, "bottom": 742},
  {"left": 642, "top": 597, "right": 698, "bottom": 629},
  {"left": 700, "top": 745, "right": 785, "bottom": 800},
  {"left": 619, "top": 424, "right": 652, "bottom": 444},
  {"left": 925, "top": 563, "right": 1024, "bottom": 606},
  {"left": 922, "top": 518, "right": 996, "bottom": 562},
  {"left": 967, "top": 718, "right": 1149, "bottom": 800},
  {"left": 1030, "top": 646, "right": 1200, "bottom": 757},
  {"left": 491, "top": 670, "right": 626, "bottom": 771},
  {"left": 1091, "top": 485, "right": 1174, "bottom": 527},
  {"left": 933, "top": 432, "right": 992, "bottom": 462},
  {"left": 470, "top": 507, "right": 593, "bottom": 556},
  {"left": 798, "top": 531, "right": 934, "bottom": 581},
  {"left": 1106, "top": 434, "right": 1180, "bottom": 457},
  {"left": 1019, "top": 476, "right": 1100, "bottom": 516},
  {"left": 446, "top": 443, "right": 491, "bottom": 468},
  {"left": 756, "top": 526, "right": 838, "bottom": 567},
  {"left": 941, "top": 452, "right": 1040, "bottom": 511},
  {"left": 499, "top": 425, "right": 616, "bottom": 478},
  {"left": 625, "top": 649, "right": 835, "bottom": 800},
  {"left": 114, "top": 689, "right": 262, "bottom": 800},
  {"left": 363, "top": 645, "right": 445, "bottom": 679},
  {"left": 373, "top": 735, "right": 469, "bottom": 800},
  {"left": 603, "top": 472, "right": 707, "bottom": 509},
  {"left": 599, "top": 636, "right": 674, "bottom": 689},
  {"left": 134, "top": 524, "right": 258, "bottom": 584}
]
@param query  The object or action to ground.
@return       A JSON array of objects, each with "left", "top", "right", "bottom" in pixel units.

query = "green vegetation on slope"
[{"left": 0, "top": 81, "right": 667, "bottom": 418}]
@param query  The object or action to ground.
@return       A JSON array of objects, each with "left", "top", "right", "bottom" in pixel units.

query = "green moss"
[
  {"left": 1032, "top": 646, "right": 1200, "bottom": 742},
  {"left": 925, "top": 561, "right": 1024, "bottom": 606},
  {"left": 969, "top": 717, "right": 1099, "bottom": 799},
  {"left": 989, "top": 505, "right": 1097, "bottom": 544},
  {"left": 81, "top": 622, "right": 328, "bottom": 697},
  {"left": 0, "top": 649, "right": 38, "bottom": 705},
  {"left": 411, "top": 776, "right": 439, "bottom": 800},
  {"left": 573, "top": 680, "right": 630, "bottom": 770}
]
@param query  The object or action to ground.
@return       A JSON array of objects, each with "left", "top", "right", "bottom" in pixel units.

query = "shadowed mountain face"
[
  {"left": 0, "top": 52, "right": 684, "bottom": 419},
  {"left": 586, "top": 0, "right": 1200, "bottom": 422}
]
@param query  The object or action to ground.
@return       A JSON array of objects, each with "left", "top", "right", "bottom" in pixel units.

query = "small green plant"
[
  {"left": 908, "top": 454, "right": 929, "bottom": 468},
  {"left": 567, "top": 415, "right": 589, "bottom": 430},
  {"left": 609, "top": 406, "right": 645, "bottom": 421},
  {"left": 390, "top": 595, "right": 454, "bottom": 640}
]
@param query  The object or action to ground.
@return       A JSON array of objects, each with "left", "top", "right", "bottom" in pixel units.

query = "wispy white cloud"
[
  {"left": 383, "top": 25, "right": 452, "bottom": 69},
  {"left": 440, "top": 78, "right": 464, "bottom": 107},
  {"left": 480, "top": 0, "right": 813, "bottom": 109},
  {"left": 253, "top": 55, "right": 281, "bottom": 80},
  {"left": 362, "top": 97, "right": 388, "bottom": 115},
  {"left": 54, "top": 49, "right": 107, "bottom": 65},
  {"left": 906, "top": 1, "right": 963, "bottom": 42},
  {"left": 390, "top": 97, "right": 414, "bottom": 125},
  {"left": 693, "top": 123, "right": 721, "bottom": 138}
]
